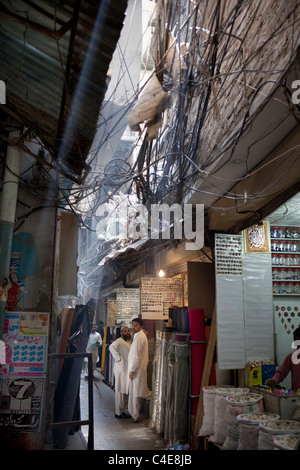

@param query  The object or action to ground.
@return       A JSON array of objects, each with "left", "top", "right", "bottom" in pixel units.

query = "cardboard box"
[
  {"left": 262, "top": 364, "right": 276, "bottom": 385},
  {"left": 247, "top": 365, "right": 262, "bottom": 386}
]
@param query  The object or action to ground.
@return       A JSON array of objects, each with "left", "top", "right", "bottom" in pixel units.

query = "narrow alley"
[
  {"left": 79, "top": 368, "right": 165, "bottom": 451},
  {"left": 1, "top": 0, "right": 300, "bottom": 455}
]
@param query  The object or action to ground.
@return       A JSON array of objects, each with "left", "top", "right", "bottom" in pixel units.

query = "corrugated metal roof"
[{"left": 0, "top": 0, "right": 128, "bottom": 182}]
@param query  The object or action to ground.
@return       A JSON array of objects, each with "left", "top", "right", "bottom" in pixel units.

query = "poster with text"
[
  {"left": 0, "top": 312, "right": 49, "bottom": 377},
  {"left": 0, "top": 377, "right": 43, "bottom": 432},
  {"left": 141, "top": 278, "right": 182, "bottom": 320}
]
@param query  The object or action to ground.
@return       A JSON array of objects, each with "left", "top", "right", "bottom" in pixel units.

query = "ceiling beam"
[{"left": 0, "top": 3, "right": 74, "bottom": 40}]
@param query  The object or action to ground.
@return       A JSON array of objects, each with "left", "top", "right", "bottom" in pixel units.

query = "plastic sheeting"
[
  {"left": 189, "top": 308, "right": 205, "bottom": 415},
  {"left": 150, "top": 329, "right": 172, "bottom": 433},
  {"left": 150, "top": 331, "right": 190, "bottom": 444}
]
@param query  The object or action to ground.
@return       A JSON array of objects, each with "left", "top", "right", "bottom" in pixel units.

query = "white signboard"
[
  {"left": 116, "top": 288, "right": 140, "bottom": 324},
  {"left": 215, "top": 234, "right": 246, "bottom": 369},
  {"left": 140, "top": 277, "right": 182, "bottom": 320}
]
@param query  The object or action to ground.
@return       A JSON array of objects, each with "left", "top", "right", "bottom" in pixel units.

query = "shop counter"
[{"left": 249, "top": 386, "right": 299, "bottom": 420}]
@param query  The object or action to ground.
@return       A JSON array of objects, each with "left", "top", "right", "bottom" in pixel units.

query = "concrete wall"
[
  {"left": 9, "top": 189, "right": 56, "bottom": 312},
  {"left": 0, "top": 186, "right": 56, "bottom": 449}
]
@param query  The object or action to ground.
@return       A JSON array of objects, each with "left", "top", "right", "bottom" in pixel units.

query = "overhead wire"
[{"left": 4, "top": 1, "right": 300, "bottom": 233}]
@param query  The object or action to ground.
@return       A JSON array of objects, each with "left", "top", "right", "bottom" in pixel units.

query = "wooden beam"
[{"left": 192, "top": 303, "right": 217, "bottom": 450}]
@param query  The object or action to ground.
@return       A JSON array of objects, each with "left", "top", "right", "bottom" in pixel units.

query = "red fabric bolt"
[{"left": 188, "top": 308, "right": 205, "bottom": 415}]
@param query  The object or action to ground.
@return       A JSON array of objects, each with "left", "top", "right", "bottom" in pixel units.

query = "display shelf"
[
  {"left": 273, "top": 294, "right": 300, "bottom": 297},
  {"left": 271, "top": 262, "right": 300, "bottom": 265},
  {"left": 271, "top": 251, "right": 300, "bottom": 255},
  {"left": 271, "top": 238, "right": 300, "bottom": 241},
  {"left": 271, "top": 226, "right": 300, "bottom": 296}
]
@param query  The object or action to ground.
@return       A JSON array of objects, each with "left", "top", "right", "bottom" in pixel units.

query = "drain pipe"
[{"left": 0, "top": 129, "right": 22, "bottom": 340}]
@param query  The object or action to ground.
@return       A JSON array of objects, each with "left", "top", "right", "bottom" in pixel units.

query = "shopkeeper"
[{"left": 266, "top": 327, "right": 300, "bottom": 390}]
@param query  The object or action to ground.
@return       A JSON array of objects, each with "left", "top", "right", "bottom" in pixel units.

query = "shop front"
[{"left": 198, "top": 192, "right": 300, "bottom": 450}]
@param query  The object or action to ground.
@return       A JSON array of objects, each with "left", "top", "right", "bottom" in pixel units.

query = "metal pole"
[
  {"left": 0, "top": 129, "right": 21, "bottom": 340},
  {"left": 87, "top": 353, "right": 94, "bottom": 450}
]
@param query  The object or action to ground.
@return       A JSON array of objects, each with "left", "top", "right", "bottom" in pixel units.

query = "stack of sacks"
[
  {"left": 198, "top": 385, "right": 234, "bottom": 438},
  {"left": 222, "top": 393, "right": 265, "bottom": 450},
  {"left": 234, "top": 412, "right": 280, "bottom": 450},
  {"left": 209, "top": 388, "right": 250, "bottom": 445},
  {"left": 258, "top": 420, "right": 300, "bottom": 450}
]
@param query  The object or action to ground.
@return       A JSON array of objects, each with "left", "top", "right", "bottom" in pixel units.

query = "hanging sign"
[
  {"left": 215, "top": 233, "right": 243, "bottom": 275},
  {"left": 116, "top": 288, "right": 140, "bottom": 324},
  {"left": 140, "top": 277, "right": 182, "bottom": 320},
  {"left": 215, "top": 234, "right": 246, "bottom": 369},
  {"left": 244, "top": 221, "right": 270, "bottom": 254}
]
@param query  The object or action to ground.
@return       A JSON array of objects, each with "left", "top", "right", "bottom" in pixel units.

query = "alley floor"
[{"left": 79, "top": 368, "right": 166, "bottom": 451}]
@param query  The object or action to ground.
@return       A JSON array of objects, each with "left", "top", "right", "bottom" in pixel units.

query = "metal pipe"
[{"left": 0, "top": 129, "right": 21, "bottom": 340}]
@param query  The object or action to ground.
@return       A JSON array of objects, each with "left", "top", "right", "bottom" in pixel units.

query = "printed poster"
[
  {"left": 140, "top": 277, "right": 182, "bottom": 320},
  {"left": 0, "top": 312, "right": 49, "bottom": 377},
  {"left": 0, "top": 377, "right": 44, "bottom": 432}
]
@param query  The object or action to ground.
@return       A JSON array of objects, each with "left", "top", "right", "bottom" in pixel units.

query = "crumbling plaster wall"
[{"left": 194, "top": 0, "right": 300, "bottom": 166}]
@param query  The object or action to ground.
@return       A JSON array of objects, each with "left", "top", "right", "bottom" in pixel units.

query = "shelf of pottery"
[{"left": 271, "top": 226, "right": 300, "bottom": 296}]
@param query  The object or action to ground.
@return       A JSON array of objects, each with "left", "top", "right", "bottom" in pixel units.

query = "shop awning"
[
  {"left": 0, "top": 0, "right": 128, "bottom": 184},
  {"left": 98, "top": 237, "right": 149, "bottom": 266}
]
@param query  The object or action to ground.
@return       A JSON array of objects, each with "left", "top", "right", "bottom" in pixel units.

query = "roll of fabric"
[
  {"left": 188, "top": 308, "right": 205, "bottom": 415},
  {"left": 205, "top": 325, "right": 216, "bottom": 385},
  {"left": 174, "top": 342, "right": 189, "bottom": 441},
  {"left": 180, "top": 308, "right": 187, "bottom": 332},
  {"left": 185, "top": 310, "right": 190, "bottom": 333}
]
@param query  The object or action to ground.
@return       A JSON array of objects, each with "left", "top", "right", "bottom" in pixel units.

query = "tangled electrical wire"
[
  {"left": 74, "top": 0, "right": 300, "bottom": 295},
  {"left": 76, "top": 0, "right": 300, "bottom": 220},
  {"left": 2, "top": 0, "right": 300, "bottom": 236}
]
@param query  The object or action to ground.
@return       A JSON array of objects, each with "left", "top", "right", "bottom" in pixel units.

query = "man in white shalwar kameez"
[
  {"left": 128, "top": 318, "right": 150, "bottom": 422},
  {"left": 84, "top": 324, "right": 102, "bottom": 379},
  {"left": 109, "top": 326, "right": 131, "bottom": 418}
]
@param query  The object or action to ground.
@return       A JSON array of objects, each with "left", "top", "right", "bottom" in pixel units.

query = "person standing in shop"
[
  {"left": 96, "top": 321, "right": 104, "bottom": 366},
  {"left": 266, "top": 326, "right": 300, "bottom": 390},
  {"left": 109, "top": 326, "right": 132, "bottom": 418},
  {"left": 84, "top": 324, "right": 102, "bottom": 380},
  {"left": 128, "top": 317, "right": 150, "bottom": 423}
]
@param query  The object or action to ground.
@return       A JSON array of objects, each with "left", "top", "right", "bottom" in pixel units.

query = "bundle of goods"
[
  {"left": 268, "top": 387, "right": 300, "bottom": 397},
  {"left": 234, "top": 413, "right": 280, "bottom": 450},
  {"left": 222, "top": 394, "right": 265, "bottom": 450},
  {"left": 246, "top": 359, "right": 275, "bottom": 386},
  {"left": 198, "top": 385, "right": 234, "bottom": 437},
  {"left": 273, "top": 434, "right": 300, "bottom": 450},
  {"left": 209, "top": 388, "right": 250, "bottom": 445},
  {"left": 258, "top": 419, "right": 300, "bottom": 450}
]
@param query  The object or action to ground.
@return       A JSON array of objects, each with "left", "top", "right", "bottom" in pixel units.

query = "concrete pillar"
[{"left": 0, "top": 129, "right": 21, "bottom": 339}]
